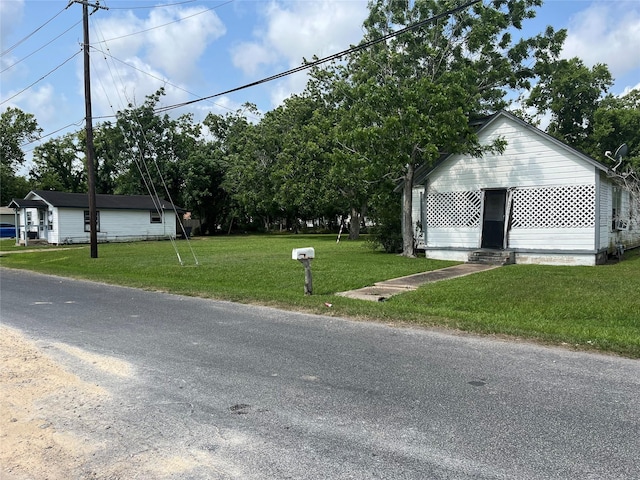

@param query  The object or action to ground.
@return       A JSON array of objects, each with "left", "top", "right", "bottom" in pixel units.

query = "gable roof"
[
  {"left": 7, "top": 198, "right": 48, "bottom": 209},
  {"left": 413, "top": 110, "right": 609, "bottom": 186},
  {"left": 10, "top": 190, "right": 182, "bottom": 212}
]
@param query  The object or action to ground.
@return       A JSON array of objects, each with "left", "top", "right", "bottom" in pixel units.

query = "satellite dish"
[
  {"left": 608, "top": 143, "right": 628, "bottom": 171},
  {"left": 614, "top": 143, "right": 628, "bottom": 160}
]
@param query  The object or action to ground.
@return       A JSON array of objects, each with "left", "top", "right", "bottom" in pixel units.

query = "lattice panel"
[
  {"left": 511, "top": 185, "right": 595, "bottom": 229},
  {"left": 425, "top": 191, "right": 482, "bottom": 228}
]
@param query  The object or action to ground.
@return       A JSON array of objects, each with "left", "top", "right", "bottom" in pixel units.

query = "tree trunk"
[
  {"left": 348, "top": 206, "right": 361, "bottom": 240},
  {"left": 401, "top": 163, "right": 415, "bottom": 257}
]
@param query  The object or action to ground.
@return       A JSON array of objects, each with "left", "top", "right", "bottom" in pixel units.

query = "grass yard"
[{"left": 1, "top": 235, "right": 639, "bottom": 358}]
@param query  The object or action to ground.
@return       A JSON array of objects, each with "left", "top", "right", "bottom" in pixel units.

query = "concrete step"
[{"left": 468, "top": 249, "right": 515, "bottom": 266}]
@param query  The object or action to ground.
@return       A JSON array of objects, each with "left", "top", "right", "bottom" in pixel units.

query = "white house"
[
  {"left": 8, "top": 190, "right": 183, "bottom": 246},
  {"left": 412, "top": 111, "right": 640, "bottom": 266}
]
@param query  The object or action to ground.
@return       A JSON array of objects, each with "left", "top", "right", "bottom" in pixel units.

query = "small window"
[
  {"left": 84, "top": 210, "right": 100, "bottom": 232},
  {"left": 612, "top": 187, "right": 622, "bottom": 231},
  {"left": 150, "top": 211, "right": 162, "bottom": 223}
]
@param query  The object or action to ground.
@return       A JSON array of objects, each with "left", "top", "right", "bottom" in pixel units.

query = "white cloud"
[
  {"left": 144, "top": 6, "right": 226, "bottom": 82},
  {"left": 24, "top": 84, "right": 57, "bottom": 122},
  {"left": 622, "top": 83, "right": 640, "bottom": 96},
  {"left": 269, "top": 72, "right": 309, "bottom": 107},
  {"left": 88, "top": 55, "right": 191, "bottom": 118},
  {"left": 93, "top": 11, "right": 146, "bottom": 60},
  {"left": 231, "top": 0, "right": 368, "bottom": 107},
  {"left": 562, "top": 2, "right": 640, "bottom": 81},
  {"left": 231, "top": 42, "right": 277, "bottom": 76},
  {"left": 0, "top": 0, "right": 26, "bottom": 85},
  {"left": 0, "top": 0, "right": 24, "bottom": 46},
  {"left": 263, "top": 0, "right": 366, "bottom": 66},
  {"left": 85, "top": 6, "right": 226, "bottom": 117}
]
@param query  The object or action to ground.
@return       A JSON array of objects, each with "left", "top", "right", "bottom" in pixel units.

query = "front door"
[{"left": 481, "top": 189, "right": 507, "bottom": 249}]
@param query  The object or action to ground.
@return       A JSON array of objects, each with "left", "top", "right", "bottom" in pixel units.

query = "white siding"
[
  {"left": 508, "top": 228, "right": 594, "bottom": 250},
  {"left": 412, "top": 186, "right": 425, "bottom": 245},
  {"left": 427, "top": 116, "right": 596, "bottom": 192},
  {"left": 599, "top": 177, "right": 612, "bottom": 251},
  {"left": 612, "top": 189, "right": 640, "bottom": 250},
  {"left": 417, "top": 114, "right": 602, "bottom": 258},
  {"left": 47, "top": 208, "right": 59, "bottom": 244},
  {"left": 423, "top": 249, "right": 470, "bottom": 262},
  {"left": 55, "top": 208, "right": 177, "bottom": 244},
  {"left": 426, "top": 228, "right": 478, "bottom": 248}
]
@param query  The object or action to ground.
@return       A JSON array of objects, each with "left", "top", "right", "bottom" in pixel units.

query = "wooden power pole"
[{"left": 70, "top": 0, "right": 107, "bottom": 258}]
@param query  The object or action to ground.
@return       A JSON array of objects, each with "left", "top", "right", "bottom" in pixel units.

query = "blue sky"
[{"left": 1, "top": 0, "right": 639, "bottom": 157}]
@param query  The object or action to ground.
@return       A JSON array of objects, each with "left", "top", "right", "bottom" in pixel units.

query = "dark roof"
[
  {"left": 21, "top": 190, "right": 183, "bottom": 212},
  {"left": 8, "top": 199, "right": 48, "bottom": 209}
]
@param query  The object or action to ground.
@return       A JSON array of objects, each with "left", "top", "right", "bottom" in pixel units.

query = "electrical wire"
[
  {"left": 13, "top": 0, "right": 479, "bottom": 157},
  {"left": 153, "top": 0, "right": 482, "bottom": 114},
  {"left": 19, "top": 120, "right": 85, "bottom": 149},
  {"left": 1, "top": 20, "right": 82, "bottom": 75},
  {"left": 91, "top": 20, "right": 198, "bottom": 265},
  {"left": 0, "top": 6, "right": 69, "bottom": 57},
  {"left": 106, "top": 0, "right": 199, "bottom": 10},
  {"left": 0, "top": 50, "right": 82, "bottom": 106},
  {"left": 88, "top": 45, "right": 260, "bottom": 120},
  {"left": 93, "top": 0, "right": 233, "bottom": 44}
]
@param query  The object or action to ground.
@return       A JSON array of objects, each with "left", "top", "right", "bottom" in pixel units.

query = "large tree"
[
  {"left": 0, "top": 107, "right": 42, "bottom": 204},
  {"left": 207, "top": 105, "right": 278, "bottom": 231},
  {"left": 590, "top": 89, "right": 640, "bottom": 170},
  {"left": 30, "top": 133, "right": 86, "bottom": 192},
  {"left": 93, "top": 89, "right": 200, "bottom": 207},
  {"left": 321, "top": 0, "right": 564, "bottom": 256},
  {"left": 524, "top": 57, "right": 613, "bottom": 151}
]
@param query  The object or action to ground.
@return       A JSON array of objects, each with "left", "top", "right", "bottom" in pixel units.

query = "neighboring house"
[
  {"left": 0, "top": 206, "right": 16, "bottom": 225},
  {"left": 8, "top": 190, "right": 183, "bottom": 246},
  {"left": 412, "top": 110, "right": 640, "bottom": 266}
]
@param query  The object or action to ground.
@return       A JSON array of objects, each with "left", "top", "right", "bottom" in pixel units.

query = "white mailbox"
[{"left": 292, "top": 247, "right": 315, "bottom": 260}]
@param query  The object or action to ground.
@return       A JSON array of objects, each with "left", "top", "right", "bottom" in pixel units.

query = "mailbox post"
[{"left": 292, "top": 247, "right": 315, "bottom": 295}]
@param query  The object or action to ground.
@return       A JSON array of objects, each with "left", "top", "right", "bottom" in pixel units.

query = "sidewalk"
[
  {"left": 336, "top": 263, "right": 498, "bottom": 302},
  {"left": 0, "top": 246, "right": 85, "bottom": 256}
]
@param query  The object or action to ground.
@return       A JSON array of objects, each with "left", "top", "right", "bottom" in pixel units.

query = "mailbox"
[{"left": 292, "top": 247, "right": 315, "bottom": 260}]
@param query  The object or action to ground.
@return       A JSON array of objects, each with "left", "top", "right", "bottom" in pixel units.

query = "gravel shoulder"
[
  {"left": 1, "top": 326, "right": 104, "bottom": 479},
  {"left": 0, "top": 326, "right": 213, "bottom": 480}
]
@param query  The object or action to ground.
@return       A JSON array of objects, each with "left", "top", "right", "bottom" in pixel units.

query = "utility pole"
[{"left": 68, "top": 0, "right": 107, "bottom": 258}]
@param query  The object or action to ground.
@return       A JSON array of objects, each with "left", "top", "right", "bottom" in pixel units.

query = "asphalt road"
[{"left": 1, "top": 268, "right": 639, "bottom": 479}]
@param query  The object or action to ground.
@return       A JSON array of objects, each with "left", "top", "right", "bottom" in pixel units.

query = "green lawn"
[{"left": 1, "top": 235, "right": 639, "bottom": 358}]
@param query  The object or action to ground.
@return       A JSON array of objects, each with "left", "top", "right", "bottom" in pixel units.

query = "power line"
[
  {"left": 19, "top": 120, "right": 85, "bottom": 150},
  {"left": 106, "top": 0, "right": 199, "bottom": 10},
  {"left": 0, "top": 6, "right": 69, "bottom": 57},
  {"left": 153, "top": 0, "right": 482, "bottom": 114},
  {"left": 11, "top": 0, "right": 479, "bottom": 140},
  {"left": 90, "top": 18, "right": 199, "bottom": 265},
  {"left": 93, "top": 0, "right": 233, "bottom": 44},
  {"left": 89, "top": 45, "right": 260, "bottom": 121},
  {"left": 0, "top": 50, "right": 82, "bottom": 106},
  {"left": 1, "top": 20, "right": 82, "bottom": 75}
]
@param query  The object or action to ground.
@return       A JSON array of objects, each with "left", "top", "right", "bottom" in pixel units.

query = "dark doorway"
[{"left": 481, "top": 189, "right": 507, "bottom": 249}]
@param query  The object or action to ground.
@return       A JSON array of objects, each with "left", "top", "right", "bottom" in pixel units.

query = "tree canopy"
[
  {"left": 1, "top": 107, "right": 42, "bottom": 204},
  {"left": 3, "top": 0, "right": 638, "bottom": 249}
]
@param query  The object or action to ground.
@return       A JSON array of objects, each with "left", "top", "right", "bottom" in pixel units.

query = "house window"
[
  {"left": 150, "top": 211, "right": 162, "bottom": 223},
  {"left": 612, "top": 187, "right": 622, "bottom": 230},
  {"left": 84, "top": 210, "right": 100, "bottom": 232}
]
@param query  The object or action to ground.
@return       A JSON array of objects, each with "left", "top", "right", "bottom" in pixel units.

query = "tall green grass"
[{"left": 1, "top": 236, "right": 638, "bottom": 357}]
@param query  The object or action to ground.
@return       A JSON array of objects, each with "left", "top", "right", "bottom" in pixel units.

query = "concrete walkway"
[
  {"left": 336, "top": 263, "right": 498, "bottom": 302},
  {"left": 0, "top": 246, "right": 86, "bottom": 256}
]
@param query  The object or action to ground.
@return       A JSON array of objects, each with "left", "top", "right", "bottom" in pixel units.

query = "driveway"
[{"left": 1, "top": 268, "right": 639, "bottom": 479}]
